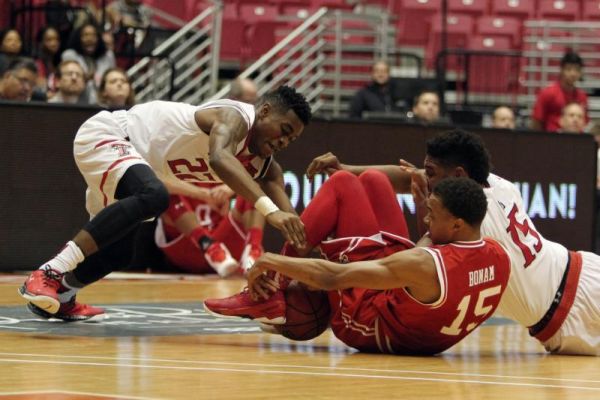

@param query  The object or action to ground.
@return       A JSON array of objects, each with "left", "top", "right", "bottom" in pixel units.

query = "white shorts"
[
  {"left": 544, "top": 251, "right": 600, "bottom": 355},
  {"left": 74, "top": 111, "right": 150, "bottom": 218}
]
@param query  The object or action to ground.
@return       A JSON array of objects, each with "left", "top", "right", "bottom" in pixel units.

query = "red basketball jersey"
[{"left": 329, "top": 238, "right": 511, "bottom": 355}]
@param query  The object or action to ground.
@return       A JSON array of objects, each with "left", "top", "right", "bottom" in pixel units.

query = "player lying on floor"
[
  {"left": 205, "top": 174, "right": 511, "bottom": 355},
  {"left": 156, "top": 183, "right": 265, "bottom": 277}
]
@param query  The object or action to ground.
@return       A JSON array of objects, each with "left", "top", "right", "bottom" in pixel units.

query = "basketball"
[{"left": 275, "top": 280, "right": 331, "bottom": 341}]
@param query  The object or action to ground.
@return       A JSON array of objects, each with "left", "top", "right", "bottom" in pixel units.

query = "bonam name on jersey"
[{"left": 469, "top": 266, "right": 495, "bottom": 287}]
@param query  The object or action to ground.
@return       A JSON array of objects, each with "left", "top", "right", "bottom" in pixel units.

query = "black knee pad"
[{"left": 136, "top": 179, "right": 170, "bottom": 218}]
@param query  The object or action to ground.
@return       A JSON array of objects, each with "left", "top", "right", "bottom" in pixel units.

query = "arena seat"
[
  {"left": 538, "top": 0, "right": 580, "bottom": 20},
  {"left": 491, "top": 0, "right": 535, "bottom": 21},
  {"left": 476, "top": 16, "right": 522, "bottom": 48},
  {"left": 466, "top": 36, "right": 519, "bottom": 93},
  {"left": 395, "top": 0, "right": 442, "bottom": 46},
  {"left": 448, "top": 0, "right": 489, "bottom": 17},
  {"left": 425, "top": 14, "right": 475, "bottom": 69},
  {"left": 582, "top": 1, "right": 600, "bottom": 20}
]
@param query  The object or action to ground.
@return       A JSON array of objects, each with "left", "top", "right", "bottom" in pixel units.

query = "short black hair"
[
  {"left": 5, "top": 57, "right": 37, "bottom": 75},
  {"left": 561, "top": 51, "right": 583, "bottom": 68},
  {"left": 258, "top": 85, "right": 312, "bottom": 126},
  {"left": 426, "top": 129, "right": 491, "bottom": 185},
  {"left": 432, "top": 177, "right": 487, "bottom": 226},
  {"left": 413, "top": 89, "right": 438, "bottom": 106}
]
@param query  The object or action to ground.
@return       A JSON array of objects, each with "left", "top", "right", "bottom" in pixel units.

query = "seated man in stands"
[
  {"left": 407, "top": 90, "right": 444, "bottom": 124},
  {"left": 230, "top": 77, "right": 258, "bottom": 104},
  {"left": 0, "top": 58, "right": 37, "bottom": 102},
  {"left": 531, "top": 51, "right": 588, "bottom": 132},
  {"left": 558, "top": 102, "right": 586, "bottom": 134},
  {"left": 349, "top": 60, "right": 404, "bottom": 119},
  {"left": 491, "top": 106, "right": 516, "bottom": 130},
  {"left": 48, "top": 60, "right": 92, "bottom": 104}
]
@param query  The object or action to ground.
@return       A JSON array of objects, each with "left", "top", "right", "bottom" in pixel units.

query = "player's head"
[
  {"left": 424, "top": 129, "right": 491, "bottom": 191},
  {"left": 251, "top": 85, "right": 312, "bottom": 158},
  {"left": 560, "top": 51, "right": 583, "bottom": 87},
  {"left": 425, "top": 177, "right": 487, "bottom": 244}
]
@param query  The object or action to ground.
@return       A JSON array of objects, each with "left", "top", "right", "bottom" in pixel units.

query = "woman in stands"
[
  {"left": 98, "top": 67, "right": 135, "bottom": 109},
  {"left": 34, "top": 26, "right": 62, "bottom": 96}
]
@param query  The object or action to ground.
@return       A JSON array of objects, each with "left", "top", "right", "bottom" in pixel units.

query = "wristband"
[{"left": 255, "top": 196, "right": 280, "bottom": 217}]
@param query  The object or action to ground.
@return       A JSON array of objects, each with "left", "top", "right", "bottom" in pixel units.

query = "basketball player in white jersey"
[
  {"left": 19, "top": 85, "right": 312, "bottom": 321},
  {"left": 306, "top": 129, "right": 600, "bottom": 355}
]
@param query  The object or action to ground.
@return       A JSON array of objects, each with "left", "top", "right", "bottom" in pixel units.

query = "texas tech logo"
[{"left": 112, "top": 143, "right": 132, "bottom": 157}]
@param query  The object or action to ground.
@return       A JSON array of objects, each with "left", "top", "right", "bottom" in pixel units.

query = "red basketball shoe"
[
  {"left": 27, "top": 297, "right": 107, "bottom": 322},
  {"left": 203, "top": 289, "right": 286, "bottom": 324},
  {"left": 205, "top": 242, "right": 239, "bottom": 278},
  {"left": 239, "top": 243, "right": 263, "bottom": 274},
  {"left": 18, "top": 266, "right": 63, "bottom": 314}
]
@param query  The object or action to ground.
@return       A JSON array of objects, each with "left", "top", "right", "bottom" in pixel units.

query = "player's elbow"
[{"left": 208, "top": 150, "right": 227, "bottom": 173}]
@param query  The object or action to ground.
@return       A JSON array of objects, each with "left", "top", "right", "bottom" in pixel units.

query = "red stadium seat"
[
  {"left": 395, "top": 0, "right": 442, "bottom": 46},
  {"left": 239, "top": 4, "right": 279, "bottom": 22},
  {"left": 476, "top": 16, "right": 522, "bottom": 48},
  {"left": 425, "top": 13, "right": 475, "bottom": 69},
  {"left": 491, "top": 0, "right": 535, "bottom": 20},
  {"left": 245, "top": 21, "right": 286, "bottom": 61},
  {"left": 220, "top": 18, "right": 247, "bottom": 62},
  {"left": 538, "top": 0, "right": 580, "bottom": 20},
  {"left": 448, "top": 0, "right": 489, "bottom": 17},
  {"left": 466, "top": 36, "right": 519, "bottom": 93},
  {"left": 311, "top": 0, "right": 355, "bottom": 9},
  {"left": 582, "top": 1, "right": 600, "bottom": 20}
]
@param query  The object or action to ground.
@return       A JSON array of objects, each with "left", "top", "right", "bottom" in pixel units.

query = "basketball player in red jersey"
[
  {"left": 306, "top": 129, "right": 600, "bottom": 355},
  {"left": 156, "top": 185, "right": 266, "bottom": 277},
  {"left": 205, "top": 173, "right": 511, "bottom": 355},
  {"left": 19, "top": 85, "right": 311, "bottom": 322}
]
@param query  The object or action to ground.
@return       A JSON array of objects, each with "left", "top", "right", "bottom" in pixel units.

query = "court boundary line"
[
  {"left": 0, "top": 357, "right": 598, "bottom": 392},
  {"left": 0, "top": 389, "right": 158, "bottom": 400},
  {"left": 0, "top": 351, "right": 595, "bottom": 384}
]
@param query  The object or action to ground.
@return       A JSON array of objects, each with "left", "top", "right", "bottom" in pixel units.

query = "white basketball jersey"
[
  {"left": 482, "top": 174, "right": 569, "bottom": 327},
  {"left": 116, "top": 99, "right": 271, "bottom": 185}
]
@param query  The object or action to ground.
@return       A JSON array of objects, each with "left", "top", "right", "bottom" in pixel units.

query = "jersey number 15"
[{"left": 441, "top": 285, "right": 502, "bottom": 336}]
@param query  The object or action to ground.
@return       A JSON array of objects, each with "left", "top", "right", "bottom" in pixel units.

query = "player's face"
[
  {"left": 424, "top": 194, "right": 457, "bottom": 244},
  {"left": 423, "top": 155, "right": 457, "bottom": 191},
  {"left": 252, "top": 104, "right": 304, "bottom": 158}
]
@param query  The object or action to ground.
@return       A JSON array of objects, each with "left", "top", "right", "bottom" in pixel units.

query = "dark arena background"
[{"left": 0, "top": 102, "right": 596, "bottom": 271}]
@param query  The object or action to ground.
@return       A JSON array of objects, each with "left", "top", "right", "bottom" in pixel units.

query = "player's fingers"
[{"left": 399, "top": 159, "right": 416, "bottom": 168}]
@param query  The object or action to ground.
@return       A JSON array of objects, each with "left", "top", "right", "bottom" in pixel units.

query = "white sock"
[{"left": 40, "top": 241, "right": 85, "bottom": 274}]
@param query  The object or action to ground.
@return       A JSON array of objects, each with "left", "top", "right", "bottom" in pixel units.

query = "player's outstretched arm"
[
  {"left": 306, "top": 152, "right": 413, "bottom": 193},
  {"left": 249, "top": 250, "right": 437, "bottom": 294}
]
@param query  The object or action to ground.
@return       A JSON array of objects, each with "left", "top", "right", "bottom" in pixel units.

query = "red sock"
[{"left": 246, "top": 227, "right": 263, "bottom": 248}]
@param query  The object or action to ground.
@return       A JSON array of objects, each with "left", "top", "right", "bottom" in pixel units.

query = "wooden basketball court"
[{"left": 0, "top": 274, "right": 597, "bottom": 400}]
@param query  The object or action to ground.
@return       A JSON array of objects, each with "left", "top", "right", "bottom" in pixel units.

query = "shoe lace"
[{"left": 41, "top": 267, "right": 63, "bottom": 285}]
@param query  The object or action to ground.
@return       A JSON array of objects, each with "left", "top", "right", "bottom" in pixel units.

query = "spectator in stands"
[
  {"left": 531, "top": 51, "right": 588, "bottom": 132},
  {"left": 106, "top": 0, "right": 152, "bottom": 30},
  {"left": 492, "top": 106, "right": 516, "bottom": 130},
  {"left": 34, "top": 26, "right": 62, "bottom": 96},
  {"left": 0, "top": 28, "right": 24, "bottom": 69},
  {"left": 62, "top": 23, "right": 116, "bottom": 88},
  {"left": 48, "top": 60, "right": 90, "bottom": 104},
  {"left": 0, "top": 58, "right": 37, "bottom": 102},
  {"left": 229, "top": 77, "right": 258, "bottom": 104},
  {"left": 349, "top": 60, "right": 403, "bottom": 119},
  {"left": 98, "top": 67, "right": 134, "bottom": 109},
  {"left": 407, "top": 90, "right": 441, "bottom": 124},
  {"left": 558, "top": 102, "right": 585, "bottom": 134}
]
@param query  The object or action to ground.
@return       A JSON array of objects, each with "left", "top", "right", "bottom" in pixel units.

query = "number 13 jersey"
[{"left": 481, "top": 174, "right": 569, "bottom": 327}]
